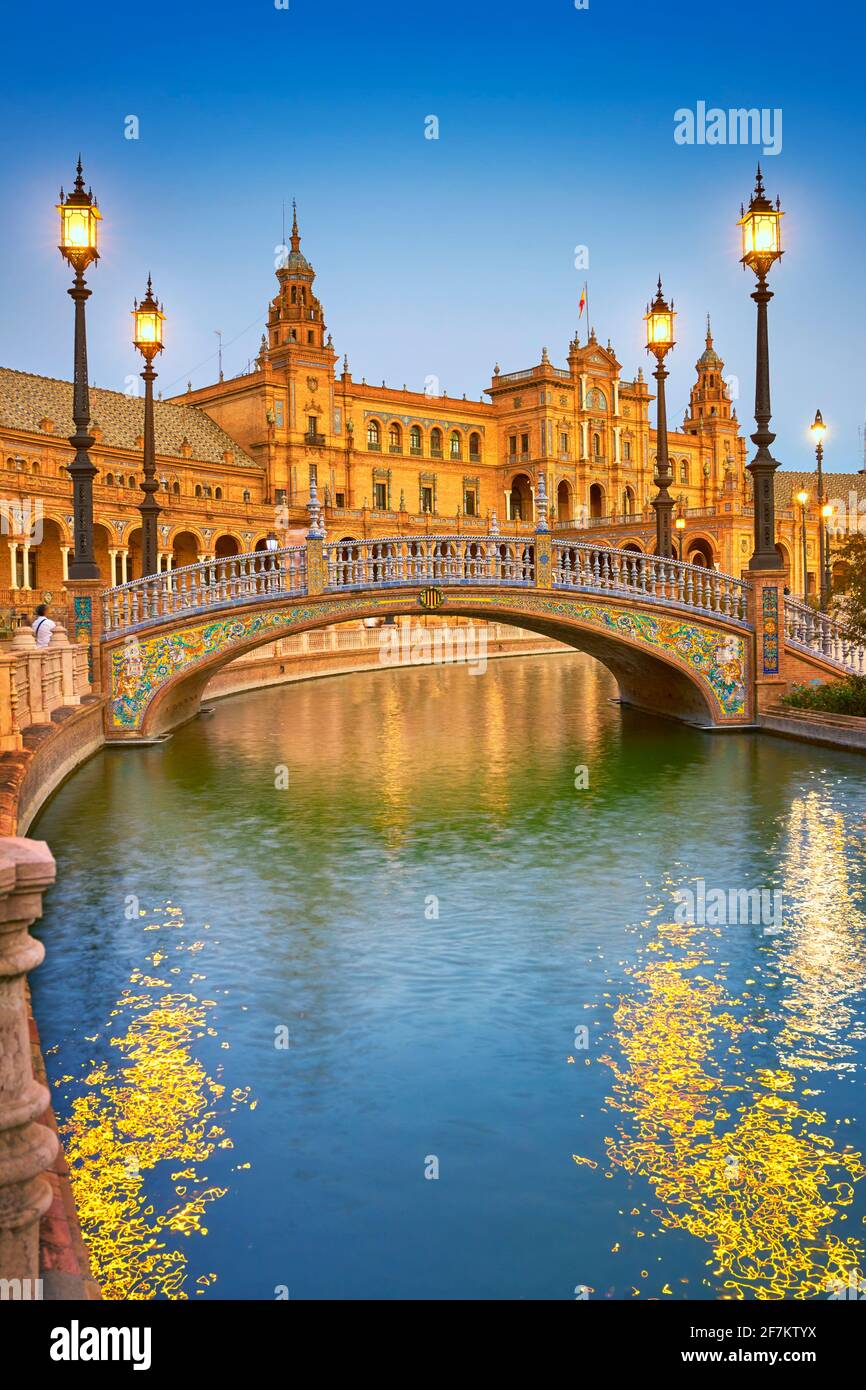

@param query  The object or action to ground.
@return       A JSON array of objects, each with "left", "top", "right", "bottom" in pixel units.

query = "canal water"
[{"left": 31, "top": 651, "right": 866, "bottom": 1300}]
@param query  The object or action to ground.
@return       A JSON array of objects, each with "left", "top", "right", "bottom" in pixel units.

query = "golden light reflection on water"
[
  {"left": 774, "top": 791, "right": 866, "bottom": 1072},
  {"left": 52, "top": 907, "right": 252, "bottom": 1300},
  {"left": 602, "top": 921, "right": 865, "bottom": 1299}
]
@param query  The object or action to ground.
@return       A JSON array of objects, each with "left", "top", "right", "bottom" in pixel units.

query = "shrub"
[{"left": 781, "top": 676, "right": 866, "bottom": 717}]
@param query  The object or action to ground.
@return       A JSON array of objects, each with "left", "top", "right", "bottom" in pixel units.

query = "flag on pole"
[{"left": 578, "top": 283, "right": 587, "bottom": 317}]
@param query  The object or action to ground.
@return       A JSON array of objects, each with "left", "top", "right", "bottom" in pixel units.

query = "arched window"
[
  {"left": 128, "top": 476, "right": 136, "bottom": 488},
  {"left": 410, "top": 425, "right": 422, "bottom": 455},
  {"left": 215, "top": 486, "right": 223, "bottom": 500},
  {"left": 592, "top": 432, "right": 602, "bottom": 457},
  {"left": 680, "top": 460, "right": 689, "bottom": 483},
  {"left": 430, "top": 428, "right": 443, "bottom": 458},
  {"left": 106, "top": 472, "right": 115, "bottom": 486},
  {"left": 623, "top": 486, "right": 636, "bottom": 517},
  {"left": 242, "top": 488, "right": 251, "bottom": 503},
  {"left": 388, "top": 423, "right": 402, "bottom": 454},
  {"left": 469, "top": 432, "right": 481, "bottom": 461},
  {"left": 195, "top": 484, "right": 203, "bottom": 498},
  {"left": 31, "top": 462, "right": 39, "bottom": 475},
  {"left": 450, "top": 430, "right": 462, "bottom": 460},
  {"left": 367, "top": 419, "right": 381, "bottom": 451},
  {"left": 623, "top": 438, "right": 631, "bottom": 461},
  {"left": 172, "top": 480, "right": 180, "bottom": 495},
  {"left": 291, "top": 285, "right": 297, "bottom": 304},
  {"left": 300, "top": 286, "right": 307, "bottom": 305}
]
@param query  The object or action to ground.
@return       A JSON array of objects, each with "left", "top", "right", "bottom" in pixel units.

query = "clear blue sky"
[{"left": 2, "top": 0, "right": 864, "bottom": 472}]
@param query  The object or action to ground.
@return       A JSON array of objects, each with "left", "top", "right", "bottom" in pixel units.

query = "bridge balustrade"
[
  {"left": 102, "top": 547, "right": 308, "bottom": 634},
  {"left": 323, "top": 536, "right": 536, "bottom": 590},
  {"left": 551, "top": 542, "right": 750, "bottom": 625},
  {"left": 783, "top": 596, "right": 866, "bottom": 674}
]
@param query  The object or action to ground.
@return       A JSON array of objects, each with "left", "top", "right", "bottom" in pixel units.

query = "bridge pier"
[{"left": 746, "top": 567, "right": 790, "bottom": 711}]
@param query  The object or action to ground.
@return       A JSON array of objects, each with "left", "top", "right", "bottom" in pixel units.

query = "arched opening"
[
  {"left": 557, "top": 480, "right": 573, "bottom": 523},
  {"left": 93, "top": 524, "right": 113, "bottom": 584},
  {"left": 589, "top": 483, "right": 605, "bottom": 519},
  {"left": 32, "top": 517, "right": 66, "bottom": 593},
  {"left": 173, "top": 531, "right": 200, "bottom": 570},
  {"left": 622, "top": 541, "right": 643, "bottom": 553},
  {"left": 366, "top": 420, "right": 381, "bottom": 451},
  {"left": 388, "top": 423, "right": 402, "bottom": 454},
  {"left": 127, "top": 528, "right": 142, "bottom": 581},
  {"left": 509, "top": 474, "right": 533, "bottom": 522},
  {"left": 409, "top": 425, "right": 422, "bottom": 455},
  {"left": 449, "top": 430, "right": 463, "bottom": 460},
  {"left": 469, "top": 432, "right": 481, "bottom": 462},
  {"left": 215, "top": 535, "right": 240, "bottom": 558},
  {"left": 623, "top": 486, "right": 636, "bottom": 518},
  {"left": 430, "top": 428, "right": 443, "bottom": 458},
  {"left": 120, "top": 593, "right": 730, "bottom": 741},
  {"left": 687, "top": 542, "right": 714, "bottom": 568}
]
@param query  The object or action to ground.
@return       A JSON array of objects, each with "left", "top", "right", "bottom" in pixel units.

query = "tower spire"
[{"left": 291, "top": 199, "right": 300, "bottom": 252}]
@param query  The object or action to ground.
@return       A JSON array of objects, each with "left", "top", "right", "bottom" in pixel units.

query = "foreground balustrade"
[
  {"left": 100, "top": 536, "right": 755, "bottom": 638},
  {"left": 102, "top": 547, "right": 308, "bottom": 634},
  {"left": 324, "top": 537, "right": 536, "bottom": 589},
  {"left": 783, "top": 596, "right": 866, "bottom": 674},
  {"left": 551, "top": 542, "right": 750, "bottom": 625}
]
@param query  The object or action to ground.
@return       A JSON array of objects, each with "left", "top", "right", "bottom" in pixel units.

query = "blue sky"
[{"left": 2, "top": 0, "right": 864, "bottom": 471}]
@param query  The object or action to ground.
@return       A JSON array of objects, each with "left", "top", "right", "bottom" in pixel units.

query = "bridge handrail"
[
  {"left": 551, "top": 540, "right": 751, "bottom": 625},
  {"left": 324, "top": 534, "right": 537, "bottom": 590},
  {"left": 783, "top": 595, "right": 866, "bottom": 675},
  {"left": 101, "top": 545, "right": 308, "bottom": 636}
]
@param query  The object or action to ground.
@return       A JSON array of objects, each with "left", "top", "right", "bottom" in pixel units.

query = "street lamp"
[
  {"left": 265, "top": 530, "right": 279, "bottom": 552},
  {"left": 822, "top": 502, "right": 834, "bottom": 606},
  {"left": 132, "top": 277, "right": 166, "bottom": 578},
  {"left": 674, "top": 513, "right": 686, "bottom": 560},
  {"left": 796, "top": 489, "right": 809, "bottom": 602},
  {"left": 738, "top": 166, "right": 784, "bottom": 572},
  {"left": 809, "top": 409, "right": 830, "bottom": 609},
  {"left": 57, "top": 158, "right": 102, "bottom": 579},
  {"left": 644, "top": 278, "right": 676, "bottom": 558}
]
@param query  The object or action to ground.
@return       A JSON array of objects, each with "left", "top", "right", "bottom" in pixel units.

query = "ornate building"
[{"left": 0, "top": 206, "right": 856, "bottom": 615}]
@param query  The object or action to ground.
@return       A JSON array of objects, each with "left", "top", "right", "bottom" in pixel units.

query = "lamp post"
[
  {"left": 57, "top": 159, "right": 102, "bottom": 579},
  {"left": 795, "top": 489, "right": 809, "bottom": 602},
  {"left": 809, "top": 409, "right": 830, "bottom": 609},
  {"left": 738, "top": 166, "right": 784, "bottom": 571},
  {"left": 822, "top": 503, "right": 833, "bottom": 606},
  {"left": 674, "top": 514, "right": 686, "bottom": 560},
  {"left": 132, "top": 277, "right": 166, "bottom": 578},
  {"left": 644, "top": 278, "right": 676, "bottom": 558}
]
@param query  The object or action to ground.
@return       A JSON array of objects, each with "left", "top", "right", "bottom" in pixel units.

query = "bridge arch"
[{"left": 103, "top": 586, "right": 750, "bottom": 740}]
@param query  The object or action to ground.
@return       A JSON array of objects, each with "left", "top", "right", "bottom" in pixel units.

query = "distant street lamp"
[
  {"left": 822, "top": 502, "right": 834, "bottom": 607},
  {"left": 57, "top": 158, "right": 102, "bottom": 579},
  {"left": 795, "top": 489, "right": 809, "bottom": 602},
  {"left": 644, "top": 278, "right": 676, "bottom": 558},
  {"left": 132, "top": 277, "right": 166, "bottom": 578},
  {"left": 674, "top": 513, "right": 686, "bottom": 560},
  {"left": 265, "top": 530, "right": 279, "bottom": 552},
  {"left": 809, "top": 409, "right": 830, "bottom": 609},
  {"left": 738, "top": 166, "right": 784, "bottom": 571}
]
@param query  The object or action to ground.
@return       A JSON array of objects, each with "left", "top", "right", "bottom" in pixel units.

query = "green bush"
[{"left": 782, "top": 676, "right": 866, "bottom": 717}]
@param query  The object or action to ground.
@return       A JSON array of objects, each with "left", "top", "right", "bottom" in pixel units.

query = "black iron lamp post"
[
  {"left": 132, "top": 278, "right": 166, "bottom": 578},
  {"left": 795, "top": 489, "right": 809, "bottom": 602},
  {"left": 738, "top": 166, "right": 785, "bottom": 571},
  {"left": 809, "top": 409, "right": 831, "bottom": 608},
  {"left": 644, "top": 278, "right": 676, "bottom": 558},
  {"left": 57, "top": 159, "right": 102, "bottom": 579}
]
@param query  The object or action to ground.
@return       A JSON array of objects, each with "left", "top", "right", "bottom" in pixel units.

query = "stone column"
[
  {"left": 107, "top": 548, "right": 117, "bottom": 588},
  {"left": 746, "top": 567, "right": 789, "bottom": 713},
  {"left": 9, "top": 543, "right": 19, "bottom": 591},
  {"left": 120, "top": 550, "right": 130, "bottom": 585},
  {"left": 60, "top": 546, "right": 70, "bottom": 582},
  {"left": 0, "top": 838, "right": 58, "bottom": 1285}
]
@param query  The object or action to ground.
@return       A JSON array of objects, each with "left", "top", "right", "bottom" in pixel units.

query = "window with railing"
[
  {"left": 410, "top": 425, "right": 422, "bottom": 455},
  {"left": 367, "top": 420, "right": 381, "bottom": 451},
  {"left": 389, "top": 423, "right": 402, "bottom": 454},
  {"left": 430, "top": 428, "right": 443, "bottom": 459},
  {"left": 373, "top": 481, "right": 388, "bottom": 510},
  {"left": 450, "top": 430, "right": 462, "bottom": 460}
]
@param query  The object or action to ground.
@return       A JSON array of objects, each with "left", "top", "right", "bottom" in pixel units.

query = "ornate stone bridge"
[{"left": 68, "top": 532, "right": 863, "bottom": 741}]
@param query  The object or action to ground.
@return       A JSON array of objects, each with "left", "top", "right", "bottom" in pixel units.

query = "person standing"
[{"left": 31, "top": 603, "right": 56, "bottom": 647}]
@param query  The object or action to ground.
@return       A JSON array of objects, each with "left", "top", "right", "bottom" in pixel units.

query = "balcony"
[
  {"left": 469, "top": 451, "right": 481, "bottom": 463},
  {"left": 305, "top": 432, "right": 326, "bottom": 447},
  {"left": 389, "top": 444, "right": 401, "bottom": 454},
  {"left": 367, "top": 442, "right": 382, "bottom": 452},
  {"left": 410, "top": 446, "right": 423, "bottom": 457},
  {"left": 430, "top": 447, "right": 443, "bottom": 459}
]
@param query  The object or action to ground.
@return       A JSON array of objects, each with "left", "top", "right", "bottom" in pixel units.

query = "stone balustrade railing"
[
  {"left": 551, "top": 541, "right": 751, "bottom": 625},
  {"left": 0, "top": 837, "right": 57, "bottom": 1287},
  {"left": 100, "top": 534, "right": 754, "bottom": 638},
  {"left": 102, "top": 547, "right": 308, "bottom": 634},
  {"left": 324, "top": 536, "right": 537, "bottom": 589},
  {"left": 0, "top": 626, "right": 91, "bottom": 751},
  {"left": 783, "top": 596, "right": 866, "bottom": 674}
]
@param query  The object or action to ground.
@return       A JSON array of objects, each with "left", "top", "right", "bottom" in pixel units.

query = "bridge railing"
[
  {"left": 102, "top": 547, "right": 308, "bottom": 635},
  {"left": 551, "top": 542, "right": 750, "bottom": 625},
  {"left": 324, "top": 536, "right": 537, "bottom": 589},
  {"left": 783, "top": 596, "right": 866, "bottom": 674}
]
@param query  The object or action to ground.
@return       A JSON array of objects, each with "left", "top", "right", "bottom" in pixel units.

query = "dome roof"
[{"left": 697, "top": 316, "right": 722, "bottom": 369}]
